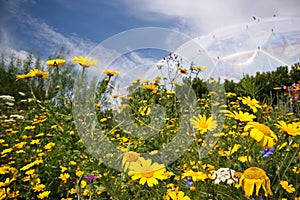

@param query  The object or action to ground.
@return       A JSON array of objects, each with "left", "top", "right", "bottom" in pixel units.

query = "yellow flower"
[
  {"left": 101, "top": 70, "right": 120, "bottom": 77},
  {"left": 225, "top": 110, "right": 256, "bottom": 122},
  {"left": 190, "top": 115, "right": 217, "bottom": 134},
  {"left": 280, "top": 180, "right": 296, "bottom": 193},
  {"left": 138, "top": 105, "right": 151, "bottom": 116},
  {"left": 225, "top": 92, "right": 237, "bottom": 98},
  {"left": 293, "top": 166, "right": 300, "bottom": 174},
  {"left": 59, "top": 173, "right": 70, "bottom": 183},
  {"left": 192, "top": 65, "right": 206, "bottom": 71},
  {"left": 69, "top": 188, "right": 77, "bottom": 194},
  {"left": 82, "top": 189, "right": 90, "bottom": 196},
  {"left": 0, "top": 178, "right": 15, "bottom": 187},
  {"left": 16, "top": 73, "right": 33, "bottom": 80},
  {"left": 44, "top": 142, "right": 55, "bottom": 150},
  {"left": 70, "top": 56, "right": 97, "bottom": 67},
  {"left": 76, "top": 168, "right": 84, "bottom": 177},
  {"left": 25, "top": 169, "right": 35, "bottom": 176},
  {"left": 238, "top": 156, "right": 252, "bottom": 163},
  {"left": 168, "top": 190, "right": 190, "bottom": 200},
  {"left": 80, "top": 180, "right": 87, "bottom": 188},
  {"left": 46, "top": 58, "right": 66, "bottom": 67},
  {"left": 28, "top": 69, "right": 49, "bottom": 79},
  {"left": 128, "top": 157, "right": 166, "bottom": 187},
  {"left": 182, "top": 170, "right": 208, "bottom": 182},
  {"left": 244, "top": 122, "right": 278, "bottom": 148},
  {"left": 177, "top": 67, "right": 188, "bottom": 74},
  {"left": 37, "top": 191, "right": 50, "bottom": 199},
  {"left": 33, "top": 184, "right": 46, "bottom": 192},
  {"left": 16, "top": 69, "right": 49, "bottom": 80},
  {"left": 0, "top": 166, "right": 10, "bottom": 174},
  {"left": 60, "top": 166, "right": 68, "bottom": 173},
  {"left": 239, "top": 96, "right": 261, "bottom": 113},
  {"left": 69, "top": 161, "right": 76, "bottom": 166},
  {"left": 237, "top": 167, "right": 273, "bottom": 197},
  {"left": 30, "top": 139, "right": 41, "bottom": 145},
  {"left": 1, "top": 148, "right": 13, "bottom": 155},
  {"left": 122, "top": 151, "right": 140, "bottom": 171},
  {"left": 163, "top": 171, "right": 175, "bottom": 180},
  {"left": 140, "top": 84, "right": 158, "bottom": 92},
  {"left": 6, "top": 188, "right": 19, "bottom": 199},
  {"left": 276, "top": 121, "right": 300, "bottom": 136}
]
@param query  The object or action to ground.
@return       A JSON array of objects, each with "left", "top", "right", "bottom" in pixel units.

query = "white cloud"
[
  {"left": 0, "top": 0, "right": 97, "bottom": 60},
  {"left": 124, "top": 0, "right": 300, "bottom": 36}
]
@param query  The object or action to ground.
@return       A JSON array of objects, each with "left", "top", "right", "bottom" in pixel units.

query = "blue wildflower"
[
  {"left": 184, "top": 178, "right": 194, "bottom": 187},
  {"left": 259, "top": 147, "right": 274, "bottom": 158}
]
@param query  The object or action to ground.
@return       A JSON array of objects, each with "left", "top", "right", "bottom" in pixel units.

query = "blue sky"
[{"left": 1, "top": 0, "right": 300, "bottom": 80}]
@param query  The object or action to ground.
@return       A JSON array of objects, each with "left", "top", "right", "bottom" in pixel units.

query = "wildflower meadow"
[{"left": 0, "top": 49, "right": 300, "bottom": 200}]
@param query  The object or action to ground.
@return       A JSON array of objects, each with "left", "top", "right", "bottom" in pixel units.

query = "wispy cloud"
[
  {"left": 0, "top": 0, "right": 97, "bottom": 59},
  {"left": 123, "top": 0, "right": 300, "bottom": 36}
]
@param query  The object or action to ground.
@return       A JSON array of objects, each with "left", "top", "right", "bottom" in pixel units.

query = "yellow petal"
[
  {"left": 243, "top": 179, "right": 255, "bottom": 197},
  {"left": 250, "top": 129, "right": 264, "bottom": 142}
]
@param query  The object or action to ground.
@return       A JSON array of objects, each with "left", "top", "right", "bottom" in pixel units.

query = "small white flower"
[
  {"left": 18, "top": 92, "right": 26, "bottom": 96},
  {"left": 10, "top": 115, "right": 24, "bottom": 119},
  {"left": 0, "top": 95, "right": 15, "bottom": 101},
  {"left": 212, "top": 168, "right": 238, "bottom": 185},
  {"left": 5, "top": 102, "right": 14, "bottom": 106},
  {"left": 3, "top": 119, "right": 16, "bottom": 123}
]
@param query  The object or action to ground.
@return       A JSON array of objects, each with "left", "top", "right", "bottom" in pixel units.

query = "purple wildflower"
[
  {"left": 0, "top": 134, "right": 4, "bottom": 138},
  {"left": 259, "top": 147, "right": 275, "bottom": 158},
  {"left": 84, "top": 175, "right": 98, "bottom": 183}
]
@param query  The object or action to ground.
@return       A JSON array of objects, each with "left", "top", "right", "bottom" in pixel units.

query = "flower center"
[
  {"left": 125, "top": 153, "right": 139, "bottom": 162},
  {"left": 247, "top": 100, "right": 256, "bottom": 107},
  {"left": 142, "top": 168, "right": 154, "bottom": 178},
  {"left": 199, "top": 122, "right": 208, "bottom": 129}
]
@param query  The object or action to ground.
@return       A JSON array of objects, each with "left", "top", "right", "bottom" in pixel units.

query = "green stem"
[
  {"left": 55, "top": 65, "right": 65, "bottom": 99},
  {"left": 274, "top": 146, "right": 300, "bottom": 193},
  {"left": 28, "top": 84, "right": 45, "bottom": 110},
  {"left": 134, "top": 185, "right": 142, "bottom": 199}
]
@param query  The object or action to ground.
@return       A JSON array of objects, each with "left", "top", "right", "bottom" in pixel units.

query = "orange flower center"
[
  {"left": 243, "top": 167, "right": 266, "bottom": 180},
  {"left": 198, "top": 121, "right": 208, "bottom": 129},
  {"left": 247, "top": 100, "right": 256, "bottom": 107},
  {"left": 142, "top": 168, "right": 154, "bottom": 178}
]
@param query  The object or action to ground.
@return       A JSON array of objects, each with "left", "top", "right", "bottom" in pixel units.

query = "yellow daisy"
[
  {"left": 46, "top": 58, "right": 66, "bottom": 67},
  {"left": 122, "top": 151, "right": 140, "bottom": 171},
  {"left": 177, "top": 67, "right": 188, "bottom": 74},
  {"left": 276, "top": 121, "right": 300, "bottom": 136},
  {"left": 192, "top": 65, "right": 206, "bottom": 71},
  {"left": 168, "top": 189, "right": 190, "bottom": 200},
  {"left": 190, "top": 114, "right": 217, "bottom": 134},
  {"left": 280, "top": 180, "right": 296, "bottom": 193},
  {"left": 237, "top": 167, "right": 273, "bottom": 197},
  {"left": 244, "top": 122, "right": 278, "bottom": 148},
  {"left": 128, "top": 157, "right": 166, "bottom": 187},
  {"left": 225, "top": 110, "right": 256, "bottom": 122},
  {"left": 16, "top": 69, "right": 49, "bottom": 80},
  {"left": 70, "top": 56, "right": 97, "bottom": 67},
  {"left": 140, "top": 84, "right": 158, "bottom": 92},
  {"left": 37, "top": 191, "right": 50, "bottom": 199},
  {"left": 101, "top": 70, "right": 120, "bottom": 77},
  {"left": 182, "top": 170, "right": 208, "bottom": 182},
  {"left": 28, "top": 69, "right": 49, "bottom": 79},
  {"left": 239, "top": 96, "right": 261, "bottom": 113},
  {"left": 138, "top": 105, "right": 151, "bottom": 116}
]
